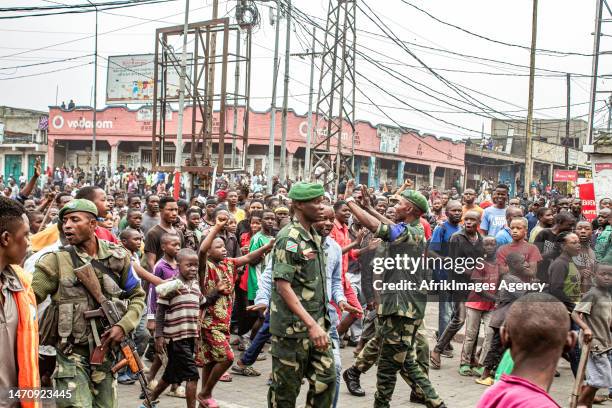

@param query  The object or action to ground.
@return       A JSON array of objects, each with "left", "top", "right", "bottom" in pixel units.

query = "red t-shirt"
[
  {"left": 477, "top": 374, "right": 560, "bottom": 408},
  {"left": 95, "top": 226, "right": 118, "bottom": 244},
  {"left": 238, "top": 232, "right": 252, "bottom": 291},
  {"left": 496, "top": 241, "right": 542, "bottom": 268},
  {"left": 466, "top": 261, "right": 499, "bottom": 311},
  {"left": 420, "top": 217, "right": 432, "bottom": 240}
]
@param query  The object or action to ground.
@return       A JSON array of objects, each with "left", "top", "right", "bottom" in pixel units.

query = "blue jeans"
[
  {"left": 241, "top": 311, "right": 271, "bottom": 366},
  {"left": 568, "top": 321, "right": 581, "bottom": 377},
  {"left": 329, "top": 310, "right": 341, "bottom": 408},
  {"left": 438, "top": 290, "right": 454, "bottom": 336}
]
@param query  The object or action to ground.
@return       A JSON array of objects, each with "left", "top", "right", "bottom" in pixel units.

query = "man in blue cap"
[
  {"left": 268, "top": 182, "right": 336, "bottom": 407},
  {"left": 343, "top": 180, "right": 446, "bottom": 408}
]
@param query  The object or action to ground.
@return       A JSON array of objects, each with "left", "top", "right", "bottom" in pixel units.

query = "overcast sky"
[{"left": 1, "top": 0, "right": 610, "bottom": 141}]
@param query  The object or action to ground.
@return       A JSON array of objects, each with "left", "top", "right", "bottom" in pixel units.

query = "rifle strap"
[{"left": 65, "top": 245, "right": 125, "bottom": 296}]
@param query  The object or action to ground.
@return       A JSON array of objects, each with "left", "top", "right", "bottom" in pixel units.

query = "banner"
[
  {"left": 553, "top": 169, "right": 577, "bottom": 182},
  {"left": 578, "top": 183, "right": 597, "bottom": 222}
]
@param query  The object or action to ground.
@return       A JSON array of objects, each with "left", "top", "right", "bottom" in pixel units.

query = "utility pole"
[
  {"left": 87, "top": 0, "right": 98, "bottom": 185},
  {"left": 204, "top": 0, "right": 219, "bottom": 168},
  {"left": 565, "top": 73, "right": 571, "bottom": 168},
  {"left": 304, "top": 28, "right": 317, "bottom": 180},
  {"left": 279, "top": 0, "right": 292, "bottom": 184},
  {"left": 173, "top": 0, "right": 190, "bottom": 200},
  {"left": 524, "top": 0, "right": 538, "bottom": 196},
  {"left": 587, "top": 0, "right": 604, "bottom": 146},
  {"left": 231, "top": 30, "right": 241, "bottom": 168},
  {"left": 607, "top": 95, "right": 612, "bottom": 132},
  {"left": 266, "top": 0, "right": 281, "bottom": 194}
]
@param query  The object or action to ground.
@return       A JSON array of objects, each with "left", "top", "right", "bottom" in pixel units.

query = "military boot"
[{"left": 343, "top": 366, "right": 366, "bottom": 397}]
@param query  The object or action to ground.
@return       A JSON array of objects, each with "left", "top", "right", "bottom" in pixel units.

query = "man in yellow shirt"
[{"left": 227, "top": 190, "right": 246, "bottom": 223}]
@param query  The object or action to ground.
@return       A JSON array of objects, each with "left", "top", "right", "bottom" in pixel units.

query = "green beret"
[
  {"left": 400, "top": 189, "right": 429, "bottom": 213},
  {"left": 287, "top": 182, "right": 325, "bottom": 202},
  {"left": 58, "top": 198, "right": 98, "bottom": 220}
]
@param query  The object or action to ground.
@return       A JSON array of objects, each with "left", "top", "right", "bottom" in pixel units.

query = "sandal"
[
  {"left": 471, "top": 366, "right": 484, "bottom": 377},
  {"left": 198, "top": 397, "right": 219, "bottom": 408},
  {"left": 219, "top": 372, "right": 233, "bottom": 382},
  {"left": 231, "top": 365, "right": 261, "bottom": 377},
  {"left": 429, "top": 353, "right": 441, "bottom": 370},
  {"left": 475, "top": 377, "right": 494, "bottom": 386},
  {"left": 458, "top": 365, "right": 473, "bottom": 376}
]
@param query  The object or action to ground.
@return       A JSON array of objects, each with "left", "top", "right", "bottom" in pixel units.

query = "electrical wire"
[
  {"left": 0, "top": 3, "right": 218, "bottom": 59},
  {"left": 397, "top": 0, "right": 594, "bottom": 57},
  {"left": 290, "top": 5, "right": 595, "bottom": 136},
  {"left": 0, "top": 0, "right": 176, "bottom": 20},
  {"left": 0, "top": 61, "right": 93, "bottom": 80},
  {"left": 0, "top": 53, "right": 93, "bottom": 71}
]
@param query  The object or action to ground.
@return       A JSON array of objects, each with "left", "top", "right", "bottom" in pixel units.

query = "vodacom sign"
[{"left": 52, "top": 115, "right": 113, "bottom": 130}]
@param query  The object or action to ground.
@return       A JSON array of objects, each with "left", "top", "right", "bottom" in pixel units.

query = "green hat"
[
  {"left": 287, "top": 182, "right": 325, "bottom": 202},
  {"left": 400, "top": 189, "right": 429, "bottom": 213},
  {"left": 58, "top": 198, "right": 98, "bottom": 220}
]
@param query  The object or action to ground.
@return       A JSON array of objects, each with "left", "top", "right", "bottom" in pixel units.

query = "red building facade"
[{"left": 48, "top": 105, "right": 465, "bottom": 189}]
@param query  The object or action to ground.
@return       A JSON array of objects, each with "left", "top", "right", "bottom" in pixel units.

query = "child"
[
  {"left": 476, "top": 252, "right": 538, "bottom": 386},
  {"left": 461, "top": 236, "right": 499, "bottom": 377},
  {"left": 146, "top": 248, "right": 228, "bottom": 408},
  {"left": 572, "top": 263, "right": 612, "bottom": 408},
  {"left": 247, "top": 209, "right": 275, "bottom": 302},
  {"left": 184, "top": 208, "right": 203, "bottom": 251},
  {"left": 125, "top": 208, "right": 145, "bottom": 256},
  {"left": 496, "top": 217, "right": 542, "bottom": 277},
  {"left": 477, "top": 293, "right": 577, "bottom": 407},
  {"left": 126, "top": 207, "right": 144, "bottom": 233},
  {"left": 196, "top": 216, "right": 274, "bottom": 408},
  {"left": 146, "top": 233, "right": 182, "bottom": 394}
]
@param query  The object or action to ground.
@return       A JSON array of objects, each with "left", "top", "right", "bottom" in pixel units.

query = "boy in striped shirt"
[{"left": 146, "top": 248, "right": 228, "bottom": 408}]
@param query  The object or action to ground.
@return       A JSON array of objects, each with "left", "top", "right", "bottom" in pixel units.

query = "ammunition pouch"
[{"left": 48, "top": 246, "right": 128, "bottom": 354}]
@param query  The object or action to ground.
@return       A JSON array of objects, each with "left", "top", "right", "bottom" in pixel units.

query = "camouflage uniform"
[
  {"left": 268, "top": 220, "right": 336, "bottom": 408},
  {"left": 372, "top": 221, "right": 443, "bottom": 408},
  {"left": 32, "top": 239, "right": 146, "bottom": 408},
  {"left": 354, "top": 317, "right": 430, "bottom": 400}
]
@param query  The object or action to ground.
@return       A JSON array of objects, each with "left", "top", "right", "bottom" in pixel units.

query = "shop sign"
[{"left": 553, "top": 169, "right": 577, "bottom": 182}]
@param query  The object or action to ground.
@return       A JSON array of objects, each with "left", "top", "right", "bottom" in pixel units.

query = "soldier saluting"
[
  {"left": 344, "top": 180, "right": 446, "bottom": 408},
  {"left": 32, "top": 199, "right": 146, "bottom": 408},
  {"left": 267, "top": 182, "right": 336, "bottom": 408}
]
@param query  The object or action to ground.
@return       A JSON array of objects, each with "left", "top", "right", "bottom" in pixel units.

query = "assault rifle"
[{"left": 74, "top": 263, "right": 153, "bottom": 406}]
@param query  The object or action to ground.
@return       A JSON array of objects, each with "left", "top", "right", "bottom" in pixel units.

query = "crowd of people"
[{"left": 1, "top": 159, "right": 611, "bottom": 408}]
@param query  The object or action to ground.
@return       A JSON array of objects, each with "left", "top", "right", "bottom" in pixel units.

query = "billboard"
[{"left": 106, "top": 54, "right": 191, "bottom": 104}]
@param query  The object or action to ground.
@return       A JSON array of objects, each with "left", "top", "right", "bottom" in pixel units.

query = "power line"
[
  {"left": 0, "top": 61, "right": 93, "bottom": 80},
  {"left": 0, "top": 53, "right": 93, "bottom": 71},
  {"left": 288, "top": 5, "right": 599, "bottom": 139},
  {"left": 0, "top": 0, "right": 175, "bottom": 20},
  {"left": 397, "top": 0, "right": 594, "bottom": 57},
  {"left": 286, "top": 0, "right": 595, "bottom": 77},
  {"left": 0, "top": 3, "right": 216, "bottom": 58}
]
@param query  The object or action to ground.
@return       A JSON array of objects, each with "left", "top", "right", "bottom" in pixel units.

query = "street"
[{"left": 119, "top": 302, "right": 576, "bottom": 408}]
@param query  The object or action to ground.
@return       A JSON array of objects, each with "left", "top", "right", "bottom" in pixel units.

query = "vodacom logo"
[
  {"left": 52, "top": 115, "right": 64, "bottom": 129},
  {"left": 51, "top": 115, "right": 113, "bottom": 130}
]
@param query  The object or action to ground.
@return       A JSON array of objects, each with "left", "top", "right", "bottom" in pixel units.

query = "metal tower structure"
[
  {"left": 586, "top": 0, "right": 612, "bottom": 146},
  {"left": 151, "top": 18, "right": 252, "bottom": 191},
  {"left": 311, "top": 0, "right": 356, "bottom": 192}
]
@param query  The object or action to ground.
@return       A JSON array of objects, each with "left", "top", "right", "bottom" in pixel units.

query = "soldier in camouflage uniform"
[
  {"left": 268, "top": 182, "right": 336, "bottom": 408},
  {"left": 344, "top": 181, "right": 446, "bottom": 408},
  {"left": 349, "top": 318, "right": 430, "bottom": 402},
  {"left": 32, "top": 199, "right": 146, "bottom": 408}
]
